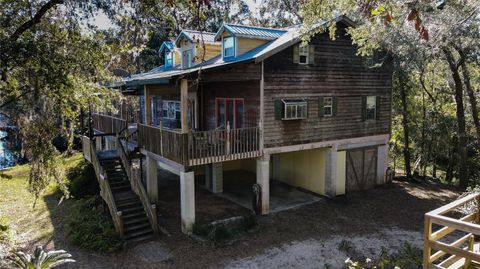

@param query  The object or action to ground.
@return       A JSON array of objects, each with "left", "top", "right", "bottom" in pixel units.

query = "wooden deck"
[
  {"left": 424, "top": 193, "right": 480, "bottom": 268},
  {"left": 92, "top": 113, "right": 261, "bottom": 167}
]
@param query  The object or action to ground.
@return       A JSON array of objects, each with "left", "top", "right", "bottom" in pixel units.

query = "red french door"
[{"left": 216, "top": 98, "right": 244, "bottom": 129}]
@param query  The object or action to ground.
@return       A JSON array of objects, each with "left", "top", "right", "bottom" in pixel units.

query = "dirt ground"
[{"left": 21, "top": 179, "right": 456, "bottom": 269}]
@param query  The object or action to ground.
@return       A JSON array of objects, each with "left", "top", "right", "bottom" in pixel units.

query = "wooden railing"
[
  {"left": 92, "top": 113, "right": 127, "bottom": 134},
  {"left": 137, "top": 124, "right": 261, "bottom": 166},
  {"left": 83, "top": 135, "right": 124, "bottom": 236},
  {"left": 137, "top": 124, "right": 188, "bottom": 165},
  {"left": 188, "top": 126, "right": 261, "bottom": 166},
  {"left": 115, "top": 136, "right": 159, "bottom": 235},
  {"left": 424, "top": 193, "right": 480, "bottom": 268}
]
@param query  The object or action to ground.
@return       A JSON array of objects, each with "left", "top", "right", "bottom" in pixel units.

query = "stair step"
[
  {"left": 111, "top": 185, "right": 131, "bottom": 192},
  {"left": 118, "top": 203, "right": 143, "bottom": 211},
  {"left": 125, "top": 228, "right": 154, "bottom": 241},
  {"left": 109, "top": 180, "right": 129, "bottom": 186},
  {"left": 125, "top": 222, "right": 151, "bottom": 232},
  {"left": 123, "top": 216, "right": 149, "bottom": 226},
  {"left": 123, "top": 211, "right": 147, "bottom": 220},
  {"left": 121, "top": 205, "right": 144, "bottom": 214}
]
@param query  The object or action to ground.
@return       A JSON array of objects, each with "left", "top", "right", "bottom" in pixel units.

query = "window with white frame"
[
  {"left": 324, "top": 97, "right": 333, "bottom": 116},
  {"left": 366, "top": 96, "right": 377, "bottom": 120},
  {"left": 165, "top": 51, "right": 174, "bottom": 67},
  {"left": 299, "top": 44, "right": 309, "bottom": 64},
  {"left": 223, "top": 36, "right": 234, "bottom": 58},
  {"left": 282, "top": 99, "right": 307, "bottom": 120},
  {"left": 162, "top": 100, "right": 181, "bottom": 120}
]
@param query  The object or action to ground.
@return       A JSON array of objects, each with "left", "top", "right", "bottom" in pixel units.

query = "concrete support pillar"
[
  {"left": 325, "top": 145, "right": 338, "bottom": 198},
  {"left": 256, "top": 155, "right": 270, "bottom": 215},
  {"left": 204, "top": 165, "right": 212, "bottom": 190},
  {"left": 212, "top": 163, "right": 223, "bottom": 193},
  {"left": 180, "top": 171, "right": 195, "bottom": 234},
  {"left": 146, "top": 157, "right": 158, "bottom": 205},
  {"left": 376, "top": 144, "right": 389, "bottom": 185}
]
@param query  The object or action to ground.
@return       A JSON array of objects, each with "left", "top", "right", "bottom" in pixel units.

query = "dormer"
[
  {"left": 214, "top": 24, "right": 287, "bottom": 61},
  {"left": 159, "top": 41, "right": 180, "bottom": 70},
  {"left": 175, "top": 30, "right": 220, "bottom": 69}
]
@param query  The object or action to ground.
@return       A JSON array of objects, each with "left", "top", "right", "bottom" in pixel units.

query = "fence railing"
[
  {"left": 92, "top": 113, "right": 127, "bottom": 134},
  {"left": 188, "top": 126, "right": 261, "bottom": 166},
  {"left": 136, "top": 124, "right": 261, "bottom": 167},
  {"left": 423, "top": 193, "right": 480, "bottom": 269}
]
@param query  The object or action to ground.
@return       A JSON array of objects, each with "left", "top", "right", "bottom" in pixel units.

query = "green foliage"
[
  {"left": 65, "top": 197, "right": 124, "bottom": 253},
  {"left": 345, "top": 243, "right": 422, "bottom": 269},
  {"left": 193, "top": 215, "right": 257, "bottom": 245},
  {"left": 64, "top": 159, "right": 98, "bottom": 198},
  {"left": 7, "top": 245, "right": 75, "bottom": 269},
  {"left": 338, "top": 239, "right": 353, "bottom": 253}
]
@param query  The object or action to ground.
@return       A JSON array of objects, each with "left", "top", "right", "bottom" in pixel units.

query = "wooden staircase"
[{"left": 101, "top": 157, "right": 155, "bottom": 243}]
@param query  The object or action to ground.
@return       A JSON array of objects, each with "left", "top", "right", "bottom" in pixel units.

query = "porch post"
[
  {"left": 180, "top": 171, "right": 195, "bottom": 234},
  {"left": 180, "top": 79, "right": 189, "bottom": 134},
  {"left": 95, "top": 136, "right": 102, "bottom": 151},
  {"left": 376, "top": 144, "right": 388, "bottom": 185},
  {"left": 146, "top": 156, "right": 158, "bottom": 205},
  {"left": 256, "top": 154, "right": 270, "bottom": 215},
  {"left": 325, "top": 145, "right": 338, "bottom": 198}
]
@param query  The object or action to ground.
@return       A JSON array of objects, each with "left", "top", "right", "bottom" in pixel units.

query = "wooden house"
[{"left": 83, "top": 15, "right": 393, "bottom": 237}]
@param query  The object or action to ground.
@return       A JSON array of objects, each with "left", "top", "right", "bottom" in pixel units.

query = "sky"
[{"left": 92, "top": 0, "right": 261, "bottom": 30}]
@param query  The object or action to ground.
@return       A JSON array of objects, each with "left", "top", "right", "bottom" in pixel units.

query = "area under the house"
[{"left": 219, "top": 170, "right": 323, "bottom": 213}]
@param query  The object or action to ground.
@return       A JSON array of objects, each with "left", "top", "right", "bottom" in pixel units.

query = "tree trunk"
[
  {"left": 460, "top": 61, "right": 480, "bottom": 144},
  {"left": 399, "top": 72, "right": 412, "bottom": 178},
  {"left": 444, "top": 48, "right": 469, "bottom": 188}
]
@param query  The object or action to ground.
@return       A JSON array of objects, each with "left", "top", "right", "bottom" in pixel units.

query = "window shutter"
[
  {"left": 333, "top": 97, "right": 338, "bottom": 116},
  {"left": 274, "top": 99, "right": 283, "bottom": 120},
  {"left": 376, "top": 96, "right": 381, "bottom": 120},
  {"left": 318, "top": 97, "right": 324, "bottom": 118},
  {"left": 308, "top": 45, "right": 315, "bottom": 64},
  {"left": 293, "top": 44, "right": 299, "bottom": 64},
  {"left": 361, "top": 96, "right": 367, "bottom": 121}
]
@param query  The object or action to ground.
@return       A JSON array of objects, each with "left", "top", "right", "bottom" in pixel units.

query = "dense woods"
[{"left": 0, "top": 0, "right": 479, "bottom": 202}]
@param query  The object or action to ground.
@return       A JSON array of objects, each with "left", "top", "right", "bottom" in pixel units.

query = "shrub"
[
  {"left": 65, "top": 160, "right": 98, "bottom": 198},
  {"left": 8, "top": 245, "right": 75, "bottom": 269},
  {"left": 193, "top": 215, "right": 257, "bottom": 245},
  {"left": 65, "top": 197, "right": 124, "bottom": 253}
]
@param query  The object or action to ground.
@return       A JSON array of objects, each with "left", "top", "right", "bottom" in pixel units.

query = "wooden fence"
[
  {"left": 424, "top": 193, "right": 480, "bottom": 268},
  {"left": 92, "top": 113, "right": 127, "bottom": 134}
]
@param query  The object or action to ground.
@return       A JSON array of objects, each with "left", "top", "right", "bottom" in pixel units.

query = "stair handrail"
[
  {"left": 115, "top": 135, "right": 159, "bottom": 235},
  {"left": 88, "top": 136, "right": 124, "bottom": 236}
]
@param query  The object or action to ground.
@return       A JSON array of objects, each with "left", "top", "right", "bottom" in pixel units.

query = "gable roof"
[
  {"left": 214, "top": 24, "right": 287, "bottom": 41},
  {"left": 175, "top": 30, "right": 218, "bottom": 46},
  {"left": 121, "top": 15, "right": 356, "bottom": 87},
  {"left": 158, "top": 41, "right": 175, "bottom": 55}
]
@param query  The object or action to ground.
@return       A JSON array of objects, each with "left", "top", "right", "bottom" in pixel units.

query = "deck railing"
[
  {"left": 92, "top": 115, "right": 261, "bottom": 166},
  {"left": 423, "top": 192, "right": 480, "bottom": 269},
  {"left": 92, "top": 113, "right": 127, "bottom": 134}
]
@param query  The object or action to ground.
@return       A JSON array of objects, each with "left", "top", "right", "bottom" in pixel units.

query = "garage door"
[{"left": 346, "top": 147, "right": 377, "bottom": 192}]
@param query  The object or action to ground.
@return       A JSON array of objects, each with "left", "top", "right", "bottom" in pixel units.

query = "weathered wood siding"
[
  {"left": 236, "top": 37, "right": 268, "bottom": 56},
  {"left": 201, "top": 80, "right": 260, "bottom": 131},
  {"left": 199, "top": 61, "right": 261, "bottom": 82},
  {"left": 263, "top": 24, "right": 392, "bottom": 148}
]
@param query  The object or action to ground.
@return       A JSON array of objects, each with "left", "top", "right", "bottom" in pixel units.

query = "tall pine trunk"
[
  {"left": 399, "top": 72, "right": 412, "bottom": 178},
  {"left": 444, "top": 49, "right": 469, "bottom": 188},
  {"left": 460, "top": 61, "right": 480, "bottom": 144}
]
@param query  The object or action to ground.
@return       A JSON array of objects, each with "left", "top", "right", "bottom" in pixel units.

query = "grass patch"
[
  {"left": 0, "top": 216, "right": 12, "bottom": 244},
  {"left": 193, "top": 215, "right": 257, "bottom": 246},
  {"left": 65, "top": 197, "right": 124, "bottom": 253}
]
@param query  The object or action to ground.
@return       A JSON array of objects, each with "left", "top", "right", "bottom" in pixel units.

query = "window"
[
  {"left": 282, "top": 99, "right": 307, "bottom": 120},
  {"left": 216, "top": 98, "right": 244, "bottom": 128},
  {"left": 162, "top": 100, "right": 181, "bottom": 120},
  {"left": 165, "top": 51, "right": 174, "bottom": 68},
  {"left": 182, "top": 49, "right": 193, "bottom": 68},
  {"left": 299, "top": 44, "right": 309, "bottom": 64},
  {"left": 323, "top": 97, "right": 333, "bottom": 116},
  {"left": 223, "top": 36, "right": 234, "bottom": 58},
  {"left": 366, "top": 96, "right": 377, "bottom": 120}
]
